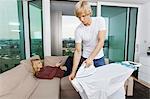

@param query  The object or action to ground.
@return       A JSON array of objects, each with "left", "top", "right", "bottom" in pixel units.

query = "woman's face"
[
  {"left": 78, "top": 13, "right": 91, "bottom": 26},
  {"left": 32, "top": 60, "right": 43, "bottom": 72}
]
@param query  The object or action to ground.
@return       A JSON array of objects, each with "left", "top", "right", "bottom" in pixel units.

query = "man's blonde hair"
[{"left": 74, "top": 0, "right": 92, "bottom": 17}]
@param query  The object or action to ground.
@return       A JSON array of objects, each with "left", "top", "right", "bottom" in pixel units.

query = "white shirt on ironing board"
[{"left": 71, "top": 62, "right": 134, "bottom": 99}]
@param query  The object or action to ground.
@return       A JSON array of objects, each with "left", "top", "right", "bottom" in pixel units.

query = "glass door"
[
  {"left": 102, "top": 6, "right": 127, "bottom": 62},
  {"left": 102, "top": 6, "right": 138, "bottom": 62}
]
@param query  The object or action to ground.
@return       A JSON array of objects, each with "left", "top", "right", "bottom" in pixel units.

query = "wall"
[
  {"left": 135, "top": 2, "right": 150, "bottom": 61},
  {"left": 51, "top": 11, "right": 62, "bottom": 56}
]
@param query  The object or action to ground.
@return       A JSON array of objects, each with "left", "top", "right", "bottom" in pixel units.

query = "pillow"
[
  {"left": 20, "top": 55, "right": 41, "bottom": 73},
  {"left": 12, "top": 73, "right": 39, "bottom": 99},
  {"left": 0, "top": 64, "right": 28, "bottom": 96},
  {"left": 44, "top": 56, "right": 68, "bottom": 67}
]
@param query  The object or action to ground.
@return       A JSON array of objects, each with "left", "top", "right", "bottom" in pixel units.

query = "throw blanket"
[{"left": 71, "top": 62, "right": 135, "bottom": 99}]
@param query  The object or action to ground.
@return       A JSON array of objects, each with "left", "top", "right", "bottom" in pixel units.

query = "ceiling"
[
  {"left": 99, "top": 0, "right": 150, "bottom": 4},
  {"left": 51, "top": 0, "right": 150, "bottom": 4},
  {"left": 51, "top": 1, "right": 76, "bottom": 15},
  {"left": 30, "top": 0, "right": 150, "bottom": 15}
]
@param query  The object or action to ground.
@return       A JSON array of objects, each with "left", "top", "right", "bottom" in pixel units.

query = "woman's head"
[
  {"left": 74, "top": 0, "right": 92, "bottom": 25},
  {"left": 31, "top": 59, "right": 43, "bottom": 73}
]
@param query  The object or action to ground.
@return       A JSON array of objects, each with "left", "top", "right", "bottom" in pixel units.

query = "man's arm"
[
  {"left": 69, "top": 43, "right": 82, "bottom": 80},
  {"left": 72, "top": 43, "right": 82, "bottom": 73},
  {"left": 85, "top": 30, "right": 106, "bottom": 66}
]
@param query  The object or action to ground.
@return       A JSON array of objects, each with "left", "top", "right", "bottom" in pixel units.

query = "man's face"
[
  {"left": 32, "top": 60, "right": 43, "bottom": 72},
  {"left": 78, "top": 13, "right": 90, "bottom": 26}
]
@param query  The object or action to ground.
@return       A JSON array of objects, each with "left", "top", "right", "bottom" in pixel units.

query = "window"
[
  {"left": 62, "top": 16, "right": 80, "bottom": 56},
  {"left": 28, "top": 1, "right": 44, "bottom": 58},
  {"left": 0, "top": 0, "right": 25, "bottom": 73}
]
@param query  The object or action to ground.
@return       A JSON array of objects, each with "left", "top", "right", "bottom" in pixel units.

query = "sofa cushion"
[
  {"left": 0, "top": 94, "right": 17, "bottom": 99},
  {"left": 29, "top": 78, "right": 60, "bottom": 99},
  {"left": 44, "top": 56, "right": 68, "bottom": 67},
  {"left": 20, "top": 55, "right": 41, "bottom": 73},
  {"left": 0, "top": 64, "right": 28, "bottom": 96},
  {"left": 60, "top": 76, "right": 80, "bottom": 99},
  {"left": 12, "top": 73, "right": 39, "bottom": 99},
  {"left": 61, "top": 76, "right": 75, "bottom": 90},
  {"left": 0, "top": 74, "right": 38, "bottom": 99}
]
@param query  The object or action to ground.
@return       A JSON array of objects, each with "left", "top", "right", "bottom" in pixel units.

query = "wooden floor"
[{"left": 126, "top": 80, "right": 150, "bottom": 99}]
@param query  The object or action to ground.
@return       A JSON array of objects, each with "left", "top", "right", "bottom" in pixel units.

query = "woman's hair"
[
  {"left": 30, "top": 59, "right": 42, "bottom": 75},
  {"left": 31, "top": 59, "right": 40, "bottom": 65},
  {"left": 74, "top": 0, "right": 92, "bottom": 17}
]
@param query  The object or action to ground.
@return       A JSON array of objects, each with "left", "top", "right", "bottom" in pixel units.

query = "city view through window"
[
  {"left": 0, "top": 1, "right": 44, "bottom": 73},
  {"left": 0, "top": 0, "right": 25, "bottom": 73},
  {"left": 62, "top": 16, "right": 80, "bottom": 56},
  {"left": 0, "top": 3, "right": 107, "bottom": 73}
]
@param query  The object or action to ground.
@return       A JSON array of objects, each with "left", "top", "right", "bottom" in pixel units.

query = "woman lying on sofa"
[{"left": 31, "top": 59, "right": 68, "bottom": 79}]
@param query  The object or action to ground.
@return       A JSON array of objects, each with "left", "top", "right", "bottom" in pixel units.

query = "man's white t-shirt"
[{"left": 75, "top": 17, "right": 106, "bottom": 59}]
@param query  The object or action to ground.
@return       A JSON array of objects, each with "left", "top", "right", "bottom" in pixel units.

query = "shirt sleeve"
[
  {"left": 75, "top": 28, "right": 82, "bottom": 43},
  {"left": 98, "top": 17, "right": 106, "bottom": 31}
]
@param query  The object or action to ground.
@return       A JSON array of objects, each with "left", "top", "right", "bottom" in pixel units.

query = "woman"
[
  {"left": 69, "top": 0, "right": 106, "bottom": 80},
  {"left": 31, "top": 59, "right": 67, "bottom": 79}
]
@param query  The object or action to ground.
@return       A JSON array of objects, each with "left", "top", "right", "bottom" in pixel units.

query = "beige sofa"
[
  {"left": 0, "top": 55, "right": 66, "bottom": 99},
  {"left": 0, "top": 55, "right": 133, "bottom": 99}
]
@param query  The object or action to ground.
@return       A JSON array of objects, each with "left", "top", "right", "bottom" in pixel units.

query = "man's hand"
[
  {"left": 84, "top": 58, "right": 93, "bottom": 68},
  {"left": 69, "top": 72, "right": 76, "bottom": 81}
]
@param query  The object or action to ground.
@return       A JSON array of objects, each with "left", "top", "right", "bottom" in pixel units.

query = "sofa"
[
  {"left": 0, "top": 55, "right": 133, "bottom": 99},
  {"left": 0, "top": 55, "right": 80, "bottom": 99}
]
